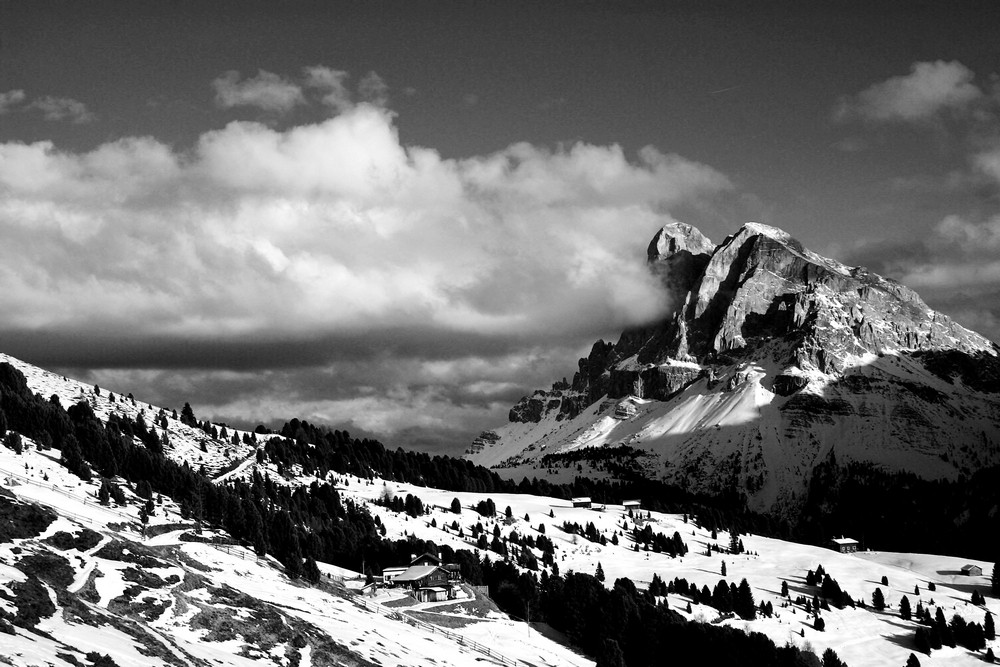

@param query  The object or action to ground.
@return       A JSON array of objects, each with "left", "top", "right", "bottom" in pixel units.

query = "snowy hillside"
[
  {"left": 0, "top": 443, "right": 587, "bottom": 667},
  {"left": 0, "top": 352, "right": 264, "bottom": 479}
]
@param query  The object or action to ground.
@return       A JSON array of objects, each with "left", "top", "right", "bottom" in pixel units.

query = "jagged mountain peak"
[
  {"left": 470, "top": 221, "right": 1000, "bottom": 514},
  {"left": 647, "top": 221, "right": 715, "bottom": 261}
]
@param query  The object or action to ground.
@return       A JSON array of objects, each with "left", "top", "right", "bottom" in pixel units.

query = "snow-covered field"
[{"left": 333, "top": 474, "right": 998, "bottom": 667}]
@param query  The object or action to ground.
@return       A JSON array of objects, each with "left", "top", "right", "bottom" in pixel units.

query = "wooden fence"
[
  {"left": 348, "top": 594, "right": 520, "bottom": 666},
  {"left": 0, "top": 466, "right": 134, "bottom": 525}
]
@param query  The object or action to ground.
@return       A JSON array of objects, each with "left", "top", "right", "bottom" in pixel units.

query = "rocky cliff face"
[{"left": 470, "top": 222, "right": 1000, "bottom": 512}]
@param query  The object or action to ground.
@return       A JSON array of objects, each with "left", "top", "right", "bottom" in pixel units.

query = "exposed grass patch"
[
  {"left": 6, "top": 574, "right": 56, "bottom": 627},
  {"left": 382, "top": 596, "right": 418, "bottom": 608},
  {"left": 121, "top": 566, "right": 168, "bottom": 588},
  {"left": 16, "top": 550, "right": 76, "bottom": 588},
  {"left": 55, "top": 586, "right": 103, "bottom": 626},
  {"left": 45, "top": 528, "right": 103, "bottom": 551},
  {"left": 93, "top": 539, "right": 168, "bottom": 568},
  {"left": 0, "top": 497, "right": 56, "bottom": 542},
  {"left": 403, "top": 610, "right": 481, "bottom": 628},
  {"left": 77, "top": 568, "right": 102, "bottom": 604}
]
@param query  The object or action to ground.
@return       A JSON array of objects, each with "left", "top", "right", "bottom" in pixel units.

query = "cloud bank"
[{"left": 0, "top": 83, "right": 730, "bottom": 449}]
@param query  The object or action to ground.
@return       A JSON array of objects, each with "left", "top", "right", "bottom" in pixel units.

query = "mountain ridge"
[{"left": 468, "top": 222, "right": 1000, "bottom": 512}]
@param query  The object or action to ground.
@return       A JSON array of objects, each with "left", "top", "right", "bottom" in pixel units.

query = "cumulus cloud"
[
  {"left": 0, "top": 89, "right": 27, "bottom": 114},
  {"left": 212, "top": 70, "right": 306, "bottom": 113},
  {"left": 0, "top": 102, "right": 730, "bottom": 445},
  {"left": 0, "top": 107, "right": 728, "bottom": 344},
  {"left": 212, "top": 67, "right": 391, "bottom": 117},
  {"left": 358, "top": 72, "right": 389, "bottom": 107},
  {"left": 835, "top": 60, "right": 983, "bottom": 123},
  {"left": 28, "top": 95, "right": 97, "bottom": 123},
  {"left": 302, "top": 66, "right": 353, "bottom": 112}
]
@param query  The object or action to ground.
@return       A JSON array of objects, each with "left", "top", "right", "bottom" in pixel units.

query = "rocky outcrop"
[
  {"left": 567, "top": 222, "right": 994, "bottom": 386},
  {"left": 772, "top": 374, "right": 809, "bottom": 396}
]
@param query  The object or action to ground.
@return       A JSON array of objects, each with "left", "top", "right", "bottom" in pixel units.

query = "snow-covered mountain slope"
[
  {"left": 0, "top": 443, "right": 587, "bottom": 667},
  {"left": 468, "top": 222, "right": 1000, "bottom": 512},
  {"left": 0, "top": 352, "right": 264, "bottom": 479}
]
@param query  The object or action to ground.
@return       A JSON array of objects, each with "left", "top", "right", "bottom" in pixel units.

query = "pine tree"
[
  {"left": 596, "top": 562, "right": 605, "bottom": 582},
  {"left": 303, "top": 557, "right": 321, "bottom": 584},
  {"left": 181, "top": 402, "right": 196, "bottom": 426},
  {"left": 872, "top": 587, "right": 885, "bottom": 610},
  {"left": 60, "top": 434, "right": 91, "bottom": 481},
  {"left": 906, "top": 653, "right": 921, "bottom": 667},
  {"left": 985, "top": 647, "right": 995, "bottom": 664},
  {"left": 900, "top": 595, "right": 911, "bottom": 620},
  {"left": 985, "top": 611, "right": 995, "bottom": 640},
  {"left": 914, "top": 627, "right": 931, "bottom": 655},
  {"left": 821, "top": 648, "right": 845, "bottom": 667},
  {"left": 736, "top": 578, "right": 756, "bottom": 620},
  {"left": 814, "top": 616, "right": 825, "bottom": 631},
  {"left": 98, "top": 479, "right": 111, "bottom": 506},
  {"left": 782, "top": 580, "right": 789, "bottom": 597},
  {"left": 721, "top": 561, "right": 727, "bottom": 576}
]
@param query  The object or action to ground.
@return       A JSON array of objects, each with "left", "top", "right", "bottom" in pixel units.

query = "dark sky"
[{"left": 1, "top": 1, "right": 999, "bottom": 454}]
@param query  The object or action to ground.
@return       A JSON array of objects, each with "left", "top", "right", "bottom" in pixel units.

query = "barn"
[
  {"left": 960, "top": 564, "right": 983, "bottom": 576},
  {"left": 391, "top": 565, "right": 450, "bottom": 591},
  {"left": 828, "top": 537, "right": 859, "bottom": 553}
]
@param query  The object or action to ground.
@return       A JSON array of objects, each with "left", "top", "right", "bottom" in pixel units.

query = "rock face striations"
[{"left": 471, "top": 222, "right": 1000, "bottom": 512}]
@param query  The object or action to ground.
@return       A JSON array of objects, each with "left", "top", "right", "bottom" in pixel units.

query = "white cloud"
[
  {"left": 303, "top": 66, "right": 353, "bottom": 112},
  {"left": 358, "top": 72, "right": 388, "bottom": 107},
  {"left": 975, "top": 144, "right": 1000, "bottom": 183},
  {"left": 0, "top": 105, "right": 729, "bottom": 347},
  {"left": 835, "top": 60, "right": 983, "bottom": 123},
  {"left": 0, "top": 89, "right": 26, "bottom": 114},
  {"left": 27, "top": 95, "right": 96, "bottom": 123},
  {"left": 212, "top": 70, "right": 306, "bottom": 113}
]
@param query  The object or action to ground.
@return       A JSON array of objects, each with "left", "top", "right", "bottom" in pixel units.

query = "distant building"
[
  {"left": 413, "top": 586, "right": 451, "bottom": 603},
  {"left": 623, "top": 500, "right": 641, "bottom": 512},
  {"left": 382, "top": 567, "right": 408, "bottom": 584},
  {"left": 392, "top": 565, "right": 450, "bottom": 590},
  {"left": 410, "top": 552, "right": 442, "bottom": 568},
  {"left": 828, "top": 537, "right": 859, "bottom": 553},
  {"left": 571, "top": 497, "right": 592, "bottom": 508},
  {"left": 960, "top": 564, "right": 983, "bottom": 576}
]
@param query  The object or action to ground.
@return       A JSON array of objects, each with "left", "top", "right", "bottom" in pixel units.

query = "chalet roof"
[
  {"left": 382, "top": 567, "right": 408, "bottom": 575},
  {"left": 410, "top": 552, "right": 441, "bottom": 565},
  {"left": 571, "top": 497, "right": 592, "bottom": 503},
  {"left": 960, "top": 564, "right": 981, "bottom": 573},
  {"left": 829, "top": 537, "right": 859, "bottom": 545},
  {"left": 393, "top": 565, "right": 443, "bottom": 582},
  {"left": 623, "top": 500, "right": 641, "bottom": 506}
]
